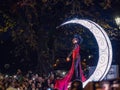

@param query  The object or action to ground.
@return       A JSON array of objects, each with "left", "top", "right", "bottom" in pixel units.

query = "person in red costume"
[
  {"left": 54, "top": 34, "right": 86, "bottom": 90},
  {"left": 67, "top": 34, "right": 83, "bottom": 80}
]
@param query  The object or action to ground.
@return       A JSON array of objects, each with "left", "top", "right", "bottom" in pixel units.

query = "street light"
[{"left": 115, "top": 17, "right": 120, "bottom": 29}]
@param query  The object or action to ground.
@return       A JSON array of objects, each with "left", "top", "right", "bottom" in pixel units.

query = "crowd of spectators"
[
  {"left": 2, "top": 69, "right": 119, "bottom": 90},
  {"left": 0, "top": 69, "right": 84, "bottom": 90},
  {"left": 0, "top": 69, "right": 55, "bottom": 90}
]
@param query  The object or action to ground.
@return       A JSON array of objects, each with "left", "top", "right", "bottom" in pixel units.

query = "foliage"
[
  {"left": 0, "top": 11, "right": 16, "bottom": 32},
  {"left": 0, "top": 0, "right": 120, "bottom": 74}
]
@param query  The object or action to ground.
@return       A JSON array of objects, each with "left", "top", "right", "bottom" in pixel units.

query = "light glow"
[{"left": 115, "top": 17, "right": 120, "bottom": 29}]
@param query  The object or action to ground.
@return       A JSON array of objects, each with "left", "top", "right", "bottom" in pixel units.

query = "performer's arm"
[
  {"left": 66, "top": 51, "right": 72, "bottom": 61},
  {"left": 66, "top": 44, "right": 79, "bottom": 60},
  {"left": 66, "top": 47, "right": 74, "bottom": 60},
  {"left": 67, "top": 50, "right": 73, "bottom": 58}
]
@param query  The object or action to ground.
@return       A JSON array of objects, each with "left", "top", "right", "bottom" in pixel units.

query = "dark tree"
[{"left": 0, "top": 0, "right": 120, "bottom": 74}]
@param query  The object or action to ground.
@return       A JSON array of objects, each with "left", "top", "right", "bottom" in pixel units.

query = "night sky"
[{"left": 0, "top": 0, "right": 120, "bottom": 75}]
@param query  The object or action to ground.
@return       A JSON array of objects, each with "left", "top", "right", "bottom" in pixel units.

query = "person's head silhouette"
[{"left": 70, "top": 79, "right": 83, "bottom": 90}]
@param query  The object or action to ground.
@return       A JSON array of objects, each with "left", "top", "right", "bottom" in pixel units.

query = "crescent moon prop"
[{"left": 59, "top": 18, "right": 113, "bottom": 87}]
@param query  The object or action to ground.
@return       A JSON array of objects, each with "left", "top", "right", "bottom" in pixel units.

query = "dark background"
[{"left": 0, "top": 0, "right": 120, "bottom": 76}]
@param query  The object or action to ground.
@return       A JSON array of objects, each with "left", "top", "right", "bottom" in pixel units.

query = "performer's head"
[
  {"left": 72, "top": 34, "right": 83, "bottom": 44},
  {"left": 70, "top": 79, "right": 83, "bottom": 90}
]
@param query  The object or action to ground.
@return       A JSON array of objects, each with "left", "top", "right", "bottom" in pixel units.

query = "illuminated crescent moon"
[{"left": 60, "top": 18, "right": 113, "bottom": 87}]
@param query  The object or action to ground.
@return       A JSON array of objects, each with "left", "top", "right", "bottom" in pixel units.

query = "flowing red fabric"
[{"left": 54, "top": 45, "right": 86, "bottom": 90}]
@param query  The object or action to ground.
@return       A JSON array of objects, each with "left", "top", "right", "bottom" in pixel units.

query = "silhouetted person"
[{"left": 70, "top": 79, "right": 83, "bottom": 90}]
